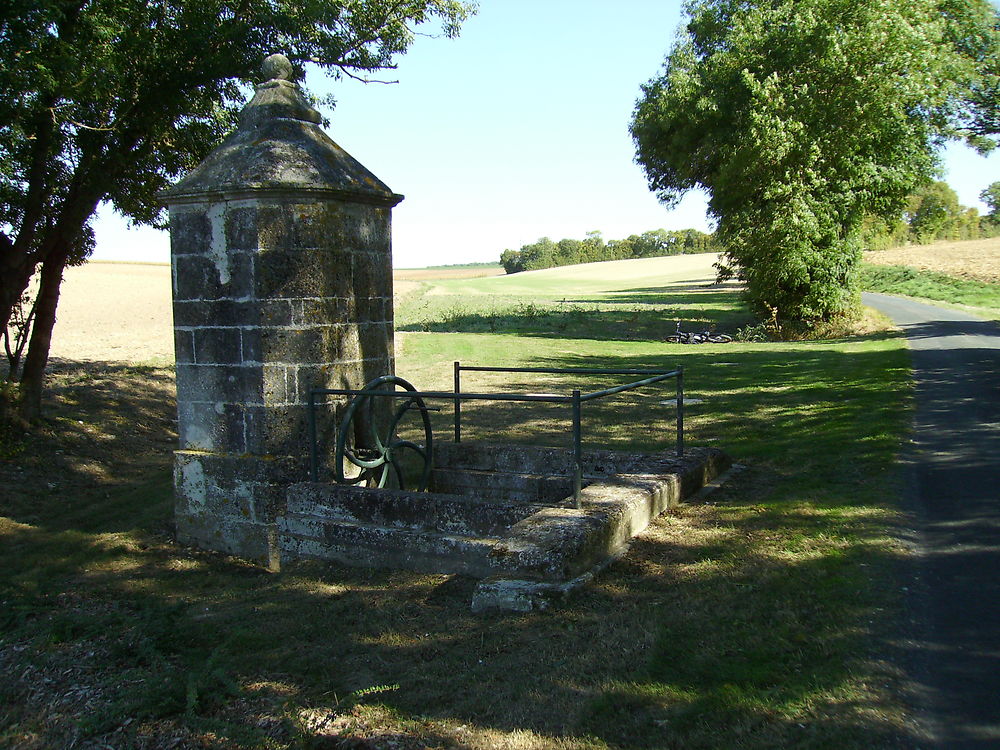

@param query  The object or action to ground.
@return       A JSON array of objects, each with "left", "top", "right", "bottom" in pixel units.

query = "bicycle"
[{"left": 665, "top": 322, "right": 733, "bottom": 344}]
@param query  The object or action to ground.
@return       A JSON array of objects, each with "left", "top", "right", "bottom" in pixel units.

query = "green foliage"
[
  {"left": 0, "top": 0, "right": 475, "bottom": 417},
  {"left": 907, "top": 181, "right": 963, "bottom": 241},
  {"left": 632, "top": 0, "right": 1000, "bottom": 324},
  {"left": 500, "top": 228, "right": 722, "bottom": 274},
  {"left": 982, "top": 180, "right": 1000, "bottom": 223}
]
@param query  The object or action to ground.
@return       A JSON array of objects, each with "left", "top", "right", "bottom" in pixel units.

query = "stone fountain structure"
[
  {"left": 161, "top": 55, "right": 730, "bottom": 610},
  {"left": 160, "top": 54, "right": 400, "bottom": 565}
]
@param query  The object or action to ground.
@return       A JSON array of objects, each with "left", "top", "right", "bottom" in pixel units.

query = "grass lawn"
[{"left": 1, "top": 258, "right": 915, "bottom": 748}]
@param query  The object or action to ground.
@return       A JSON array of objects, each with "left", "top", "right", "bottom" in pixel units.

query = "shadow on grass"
[
  {"left": 0, "top": 336, "right": 919, "bottom": 747},
  {"left": 396, "top": 288, "right": 752, "bottom": 341},
  {"left": 0, "top": 486, "right": 913, "bottom": 748},
  {"left": 0, "top": 359, "right": 177, "bottom": 532},
  {"left": 448, "top": 332, "right": 910, "bottom": 486}
]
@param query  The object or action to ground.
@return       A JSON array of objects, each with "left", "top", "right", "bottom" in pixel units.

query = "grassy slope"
[
  {"left": 1, "top": 256, "right": 914, "bottom": 749},
  {"left": 862, "top": 263, "right": 1000, "bottom": 316},
  {"left": 861, "top": 236, "right": 1000, "bottom": 317}
]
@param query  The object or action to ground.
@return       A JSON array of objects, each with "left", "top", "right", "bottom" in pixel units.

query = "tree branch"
[
  {"left": 336, "top": 65, "right": 399, "bottom": 84},
  {"left": 49, "top": 105, "right": 115, "bottom": 132}
]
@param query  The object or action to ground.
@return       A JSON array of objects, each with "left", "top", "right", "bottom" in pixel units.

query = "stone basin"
[{"left": 277, "top": 441, "right": 731, "bottom": 611}]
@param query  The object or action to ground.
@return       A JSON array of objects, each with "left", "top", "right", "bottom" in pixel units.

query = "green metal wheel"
[{"left": 334, "top": 375, "right": 433, "bottom": 491}]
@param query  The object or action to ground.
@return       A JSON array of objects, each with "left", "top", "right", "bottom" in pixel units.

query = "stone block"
[
  {"left": 371, "top": 208, "right": 391, "bottom": 246},
  {"left": 356, "top": 296, "right": 389, "bottom": 324},
  {"left": 254, "top": 204, "right": 292, "bottom": 250},
  {"left": 296, "top": 297, "right": 352, "bottom": 326},
  {"left": 286, "top": 483, "right": 540, "bottom": 537},
  {"left": 174, "top": 252, "right": 254, "bottom": 301},
  {"left": 175, "top": 363, "right": 262, "bottom": 405},
  {"left": 294, "top": 363, "right": 362, "bottom": 403},
  {"left": 431, "top": 467, "right": 574, "bottom": 504},
  {"left": 337, "top": 325, "right": 362, "bottom": 364},
  {"left": 241, "top": 328, "right": 263, "bottom": 364},
  {"left": 174, "top": 329, "right": 195, "bottom": 364},
  {"left": 175, "top": 510, "right": 274, "bottom": 564},
  {"left": 352, "top": 251, "right": 391, "bottom": 300},
  {"left": 262, "top": 364, "right": 296, "bottom": 404},
  {"left": 342, "top": 207, "right": 390, "bottom": 248},
  {"left": 173, "top": 299, "right": 262, "bottom": 328},
  {"left": 225, "top": 205, "right": 258, "bottom": 251},
  {"left": 261, "top": 299, "right": 294, "bottom": 326},
  {"left": 360, "top": 355, "right": 394, "bottom": 386},
  {"left": 358, "top": 322, "right": 391, "bottom": 363},
  {"left": 261, "top": 325, "right": 346, "bottom": 364},
  {"left": 254, "top": 246, "right": 352, "bottom": 299},
  {"left": 176, "top": 450, "right": 298, "bottom": 484},
  {"left": 290, "top": 203, "right": 346, "bottom": 248},
  {"left": 256, "top": 202, "right": 375, "bottom": 251},
  {"left": 168, "top": 209, "right": 211, "bottom": 255},
  {"left": 174, "top": 451, "right": 299, "bottom": 521},
  {"left": 277, "top": 516, "right": 497, "bottom": 577},
  {"left": 194, "top": 327, "right": 243, "bottom": 365},
  {"left": 471, "top": 578, "right": 567, "bottom": 613},
  {"left": 250, "top": 403, "right": 313, "bottom": 457},
  {"left": 176, "top": 400, "right": 247, "bottom": 453}
]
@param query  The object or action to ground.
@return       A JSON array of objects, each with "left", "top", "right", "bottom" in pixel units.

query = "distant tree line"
[
  {"left": 499, "top": 178, "right": 999, "bottom": 277},
  {"left": 861, "top": 180, "right": 1000, "bottom": 249},
  {"left": 499, "top": 228, "right": 721, "bottom": 274}
]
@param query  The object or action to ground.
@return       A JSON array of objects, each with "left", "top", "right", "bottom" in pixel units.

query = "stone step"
[
  {"left": 285, "top": 481, "right": 544, "bottom": 538},
  {"left": 431, "top": 467, "right": 575, "bottom": 504},
  {"left": 433, "top": 441, "right": 689, "bottom": 478},
  {"left": 277, "top": 513, "right": 502, "bottom": 578}
]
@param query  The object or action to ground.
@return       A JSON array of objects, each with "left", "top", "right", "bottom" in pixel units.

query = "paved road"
[{"left": 863, "top": 293, "right": 1000, "bottom": 748}]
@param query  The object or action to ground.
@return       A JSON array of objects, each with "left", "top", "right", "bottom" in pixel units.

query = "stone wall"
[{"left": 168, "top": 195, "right": 396, "bottom": 562}]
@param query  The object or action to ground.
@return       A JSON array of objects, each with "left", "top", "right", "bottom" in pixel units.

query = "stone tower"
[{"left": 161, "top": 54, "right": 402, "bottom": 563}]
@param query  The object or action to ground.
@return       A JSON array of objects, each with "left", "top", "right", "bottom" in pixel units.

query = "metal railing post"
[
  {"left": 572, "top": 389, "right": 582, "bottom": 509},
  {"left": 453, "top": 361, "right": 462, "bottom": 443},
  {"left": 676, "top": 367, "right": 684, "bottom": 457},
  {"left": 308, "top": 388, "right": 319, "bottom": 481}
]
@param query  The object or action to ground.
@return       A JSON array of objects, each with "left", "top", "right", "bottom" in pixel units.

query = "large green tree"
[
  {"left": 983, "top": 180, "right": 1000, "bottom": 221},
  {"left": 632, "top": 0, "right": 1000, "bottom": 325},
  {"left": 0, "top": 0, "right": 474, "bottom": 419},
  {"left": 906, "top": 181, "right": 964, "bottom": 242}
]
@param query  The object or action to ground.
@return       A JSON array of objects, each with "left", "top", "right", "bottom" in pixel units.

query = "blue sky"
[{"left": 92, "top": 0, "right": 1000, "bottom": 267}]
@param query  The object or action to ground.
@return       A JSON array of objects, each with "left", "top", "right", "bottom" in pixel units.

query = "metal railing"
[{"left": 308, "top": 362, "right": 684, "bottom": 508}]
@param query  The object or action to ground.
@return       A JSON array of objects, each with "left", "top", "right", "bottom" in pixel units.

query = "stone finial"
[{"left": 262, "top": 53, "right": 293, "bottom": 82}]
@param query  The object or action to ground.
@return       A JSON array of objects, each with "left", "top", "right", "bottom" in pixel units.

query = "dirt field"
[
  {"left": 393, "top": 265, "right": 503, "bottom": 281},
  {"left": 51, "top": 262, "right": 174, "bottom": 363},
  {"left": 863, "top": 236, "right": 1000, "bottom": 284}
]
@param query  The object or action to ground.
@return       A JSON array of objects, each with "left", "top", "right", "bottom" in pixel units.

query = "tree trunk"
[
  {"left": 17, "top": 250, "right": 68, "bottom": 421},
  {"left": 0, "top": 258, "right": 38, "bottom": 338}
]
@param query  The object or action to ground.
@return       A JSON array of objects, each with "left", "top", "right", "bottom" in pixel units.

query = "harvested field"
[
  {"left": 51, "top": 262, "right": 173, "bottom": 363},
  {"left": 393, "top": 265, "right": 504, "bottom": 281},
  {"left": 864, "top": 236, "right": 1000, "bottom": 284},
  {"left": 51, "top": 242, "right": 997, "bottom": 365},
  {"left": 49, "top": 257, "right": 711, "bottom": 363}
]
